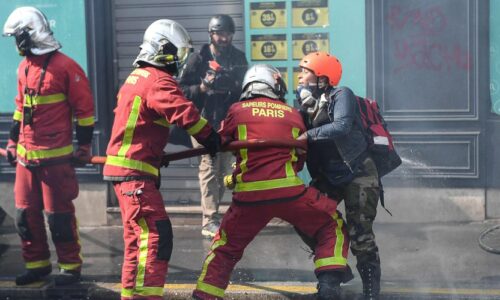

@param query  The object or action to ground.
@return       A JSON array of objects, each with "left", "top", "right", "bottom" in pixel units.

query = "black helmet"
[{"left": 208, "top": 14, "right": 235, "bottom": 33}]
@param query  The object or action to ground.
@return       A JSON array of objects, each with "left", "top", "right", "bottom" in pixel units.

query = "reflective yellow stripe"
[
  {"left": 135, "top": 286, "right": 164, "bottom": 297},
  {"left": 118, "top": 96, "right": 142, "bottom": 157},
  {"left": 26, "top": 259, "right": 51, "bottom": 269},
  {"left": 106, "top": 155, "right": 158, "bottom": 176},
  {"left": 58, "top": 263, "right": 81, "bottom": 270},
  {"left": 333, "top": 213, "right": 345, "bottom": 264},
  {"left": 121, "top": 286, "right": 164, "bottom": 298},
  {"left": 153, "top": 118, "right": 171, "bottom": 128},
  {"left": 13, "top": 110, "right": 22, "bottom": 121},
  {"left": 314, "top": 256, "right": 348, "bottom": 268},
  {"left": 196, "top": 282, "right": 225, "bottom": 298},
  {"left": 17, "top": 143, "right": 73, "bottom": 160},
  {"left": 25, "top": 93, "right": 66, "bottom": 105},
  {"left": 285, "top": 127, "right": 300, "bottom": 177},
  {"left": 314, "top": 212, "right": 347, "bottom": 269},
  {"left": 136, "top": 218, "right": 149, "bottom": 288},
  {"left": 77, "top": 116, "right": 95, "bottom": 126},
  {"left": 198, "top": 230, "right": 227, "bottom": 295},
  {"left": 236, "top": 125, "right": 248, "bottom": 183},
  {"left": 186, "top": 117, "right": 208, "bottom": 135},
  {"left": 234, "top": 176, "right": 303, "bottom": 192},
  {"left": 121, "top": 288, "right": 134, "bottom": 297}
]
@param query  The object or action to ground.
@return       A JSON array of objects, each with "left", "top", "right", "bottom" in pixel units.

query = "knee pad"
[
  {"left": 15, "top": 208, "right": 32, "bottom": 241},
  {"left": 156, "top": 219, "right": 173, "bottom": 261},
  {"left": 47, "top": 212, "right": 75, "bottom": 242}
]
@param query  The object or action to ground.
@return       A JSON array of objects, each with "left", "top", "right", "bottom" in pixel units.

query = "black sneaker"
[
  {"left": 201, "top": 221, "right": 220, "bottom": 238},
  {"left": 54, "top": 269, "right": 81, "bottom": 286},
  {"left": 15, "top": 265, "right": 52, "bottom": 286}
]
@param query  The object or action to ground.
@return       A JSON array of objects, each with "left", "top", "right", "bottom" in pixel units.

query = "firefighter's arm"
[
  {"left": 218, "top": 105, "right": 237, "bottom": 146},
  {"left": 149, "top": 77, "right": 220, "bottom": 156},
  {"left": 305, "top": 87, "right": 356, "bottom": 142},
  {"left": 6, "top": 72, "right": 26, "bottom": 166},
  {"left": 66, "top": 62, "right": 95, "bottom": 163}
]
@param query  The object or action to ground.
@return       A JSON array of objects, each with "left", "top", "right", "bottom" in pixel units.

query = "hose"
[{"left": 478, "top": 224, "right": 500, "bottom": 254}]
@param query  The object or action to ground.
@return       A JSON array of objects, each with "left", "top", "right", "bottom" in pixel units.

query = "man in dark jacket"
[
  {"left": 297, "top": 51, "right": 382, "bottom": 300},
  {"left": 179, "top": 14, "right": 248, "bottom": 238}
]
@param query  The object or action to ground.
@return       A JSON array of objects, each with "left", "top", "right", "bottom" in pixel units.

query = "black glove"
[
  {"left": 199, "top": 130, "right": 221, "bottom": 158},
  {"left": 6, "top": 140, "right": 17, "bottom": 167}
]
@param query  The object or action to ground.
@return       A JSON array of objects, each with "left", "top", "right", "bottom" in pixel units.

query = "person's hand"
[
  {"left": 160, "top": 151, "right": 170, "bottom": 168},
  {"left": 296, "top": 133, "right": 308, "bottom": 156},
  {"left": 296, "top": 85, "right": 317, "bottom": 107},
  {"left": 200, "top": 129, "right": 221, "bottom": 157},
  {"left": 6, "top": 139, "right": 17, "bottom": 167},
  {"left": 200, "top": 71, "right": 216, "bottom": 93},
  {"left": 72, "top": 144, "right": 91, "bottom": 167}
]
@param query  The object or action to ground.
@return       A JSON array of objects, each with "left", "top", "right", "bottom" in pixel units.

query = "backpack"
[{"left": 356, "top": 96, "right": 402, "bottom": 177}]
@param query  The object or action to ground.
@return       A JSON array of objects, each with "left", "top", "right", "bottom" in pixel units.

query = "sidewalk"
[{"left": 1, "top": 215, "right": 500, "bottom": 299}]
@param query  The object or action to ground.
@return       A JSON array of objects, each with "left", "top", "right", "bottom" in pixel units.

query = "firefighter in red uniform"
[
  {"left": 3, "top": 7, "right": 94, "bottom": 286},
  {"left": 192, "top": 64, "right": 353, "bottom": 300},
  {"left": 103, "top": 19, "right": 220, "bottom": 300}
]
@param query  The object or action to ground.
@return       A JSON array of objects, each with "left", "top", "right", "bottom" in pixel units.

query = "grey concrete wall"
[
  {"left": 375, "top": 187, "right": 485, "bottom": 223},
  {"left": 1, "top": 183, "right": 494, "bottom": 225},
  {"left": 0, "top": 182, "right": 108, "bottom": 227}
]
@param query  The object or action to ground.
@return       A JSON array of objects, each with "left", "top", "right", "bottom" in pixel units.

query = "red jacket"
[
  {"left": 220, "top": 97, "right": 306, "bottom": 203},
  {"left": 12, "top": 51, "right": 94, "bottom": 165},
  {"left": 103, "top": 66, "right": 213, "bottom": 179}
]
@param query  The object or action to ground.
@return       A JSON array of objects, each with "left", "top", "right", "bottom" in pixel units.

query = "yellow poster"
[
  {"left": 293, "top": 67, "right": 301, "bottom": 92},
  {"left": 292, "top": 0, "right": 329, "bottom": 27},
  {"left": 292, "top": 33, "right": 329, "bottom": 60},
  {"left": 276, "top": 67, "right": 288, "bottom": 89},
  {"left": 250, "top": 2, "right": 286, "bottom": 29},
  {"left": 251, "top": 35, "right": 288, "bottom": 61}
]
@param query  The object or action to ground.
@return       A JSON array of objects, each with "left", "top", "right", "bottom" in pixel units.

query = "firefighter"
[
  {"left": 2, "top": 7, "right": 94, "bottom": 286},
  {"left": 179, "top": 14, "right": 248, "bottom": 238},
  {"left": 103, "top": 19, "right": 220, "bottom": 300},
  {"left": 296, "top": 52, "right": 382, "bottom": 300},
  {"left": 192, "top": 64, "right": 353, "bottom": 300}
]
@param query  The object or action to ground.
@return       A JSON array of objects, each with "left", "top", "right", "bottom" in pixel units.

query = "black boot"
[
  {"left": 15, "top": 265, "right": 52, "bottom": 286},
  {"left": 357, "top": 258, "right": 381, "bottom": 300},
  {"left": 316, "top": 271, "right": 342, "bottom": 300},
  {"left": 54, "top": 269, "right": 81, "bottom": 286}
]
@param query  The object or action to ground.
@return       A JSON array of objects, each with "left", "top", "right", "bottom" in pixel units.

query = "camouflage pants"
[{"left": 313, "top": 156, "right": 380, "bottom": 261}]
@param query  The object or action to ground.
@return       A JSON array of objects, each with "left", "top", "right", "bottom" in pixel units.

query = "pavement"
[{"left": 1, "top": 213, "right": 500, "bottom": 300}]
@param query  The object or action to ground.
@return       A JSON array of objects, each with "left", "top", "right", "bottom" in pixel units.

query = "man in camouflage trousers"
[{"left": 296, "top": 51, "right": 381, "bottom": 300}]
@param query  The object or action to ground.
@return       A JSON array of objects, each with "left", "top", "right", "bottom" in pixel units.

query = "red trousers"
[
  {"left": 193, "top": 187, "right": 349, "bottom": 300},
  {"left": 14, "top": 162, "right": 82, "bottom": 271},
  {"left": 113, "top": 180, "right": 172, "bottom": 300}
]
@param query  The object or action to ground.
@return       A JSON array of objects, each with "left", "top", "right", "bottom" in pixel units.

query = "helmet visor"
[{"left": 177, "top": 46, "right": 192, "bottom": 67}]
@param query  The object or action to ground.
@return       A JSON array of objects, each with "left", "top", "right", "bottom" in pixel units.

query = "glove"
[
  {"left": 296, "top": 133, "right": 309, "bottom": 156},
  {"left": 200, "top": 70, "right": 216, "bottom": 93},
  {"left": 72, "top": 144, "right": 91, "bottom": 167},
  {"left": 160, "top": 151, "right": 170, "bottom": 168},
  {"left": 199, "top": 130, "right": 221, "bottom": 158},
  {"left": 296, "top": 85, "right": 318, "bottom": 117},
  {"left": 6, "top": 139, "right": 17, "bottom": 167}
]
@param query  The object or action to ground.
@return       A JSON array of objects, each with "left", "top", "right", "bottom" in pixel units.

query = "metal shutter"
[{"left": 112, "top": 0, "right": 244, "bottom": 205}]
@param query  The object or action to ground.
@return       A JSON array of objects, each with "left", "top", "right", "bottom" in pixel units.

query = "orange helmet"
[{"left": 299, "top": 51, "right": 342, "bottom": 86}]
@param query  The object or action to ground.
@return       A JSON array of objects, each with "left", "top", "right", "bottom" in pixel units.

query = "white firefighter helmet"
[
  {"left": 133, "top": 19, "right": 193, "bottom": 70},
  {"left": 3, "top": 6, "right": 61, "bottom": 56},
  {"left": 240, "top": 64, "right": 287, "bottom": 101}
]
